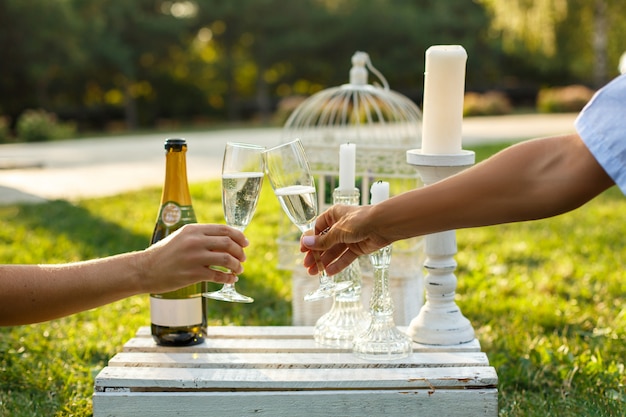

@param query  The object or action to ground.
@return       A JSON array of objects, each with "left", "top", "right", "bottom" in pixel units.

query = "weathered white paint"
[
  {"left": 406, "top": 150, "right": 478, "bottom": 345},
  {"left": 94, "top": 390, "right": 498, "bottom": 417},
  {"left": 93, "top": 326, "right": 498, "bottom": 416}
]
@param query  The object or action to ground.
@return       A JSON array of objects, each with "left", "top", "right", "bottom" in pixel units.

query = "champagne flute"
[
  {"left": 203, "top": 142, "right": 264, "bottom": 303},
  {"left": 264, "top": 138, "right": 352, "bottom": 301}
]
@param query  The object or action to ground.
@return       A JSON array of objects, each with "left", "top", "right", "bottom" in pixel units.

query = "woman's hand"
[{"left": 139, "top": 223, "right": 249, "bottom": 294}]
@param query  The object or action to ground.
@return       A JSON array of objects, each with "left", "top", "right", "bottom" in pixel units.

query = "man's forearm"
[{"left": 371, "top": 134, "right": 614, "bottom": 242}]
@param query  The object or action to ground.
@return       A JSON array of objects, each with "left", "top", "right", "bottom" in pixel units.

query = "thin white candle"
[
  {"left": 421, "top": 45, "right": 467, "bottom": 155},
  {"left": 338, "top": 143, "right": 356, "bottom": 192},
  {"left": 370, "top": 181, "right": 389, "bottom": 205}
]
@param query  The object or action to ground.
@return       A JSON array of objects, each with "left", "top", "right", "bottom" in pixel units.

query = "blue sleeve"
[{"left": 575, "top": 74, "right": 626, "bottom": 195}]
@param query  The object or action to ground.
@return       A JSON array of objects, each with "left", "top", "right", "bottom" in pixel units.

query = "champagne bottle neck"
[
  {"left": 152, "top": 140, "right": 197, "bottom": 244},
  {"left": 161, "top": 146, "right": 192, "bottom": 206}
]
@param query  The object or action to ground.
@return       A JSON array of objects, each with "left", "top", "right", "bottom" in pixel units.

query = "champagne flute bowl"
[
  {"left": 264, "top": 138, "right": 351, "bottom": 301},
  {"left": 203, "top": 142, "right": 265, "bottom": 303}
]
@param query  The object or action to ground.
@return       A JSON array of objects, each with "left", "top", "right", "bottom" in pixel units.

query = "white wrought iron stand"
[{"left": 406, "top": 149, "right": 477, "bottom": 345}]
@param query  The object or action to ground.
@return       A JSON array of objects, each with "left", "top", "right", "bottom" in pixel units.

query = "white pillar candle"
[
  {"left": 370, "top": 181, "right": 389, "bottom": 204},
  {"left": 338, "top": 142, "right": 356, "bottom": 191},
  {"left": 421, "top": 45, "right": 467, "bottom": 155}
]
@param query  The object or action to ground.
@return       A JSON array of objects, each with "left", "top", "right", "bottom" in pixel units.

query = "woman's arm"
[{"left": 0, "top": 223, "right": 248, "bottom": 326}]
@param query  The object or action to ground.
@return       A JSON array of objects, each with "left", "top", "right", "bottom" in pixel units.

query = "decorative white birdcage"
[{"left": 278, "top": 52, "right": 425, "bottom": 326}]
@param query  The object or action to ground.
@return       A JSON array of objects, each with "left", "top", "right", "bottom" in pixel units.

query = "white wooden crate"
[{"left": 93, "top": 326, "right": 498, "bottom": 416}]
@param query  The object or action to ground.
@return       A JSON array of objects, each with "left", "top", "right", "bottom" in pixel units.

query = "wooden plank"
[
  {"left": 123, "top": 335, "right": 332, "bottom": 353},
  {"left": 94, "top": 365, "right": 498, "bottom": 391},
  {"left": 134, "top": 325, "right": 313, "bottom": 339},
  {"left": 128, "top": 326, "right": 482, "bottom": 353},
  {"left": 93, "top": 390, "right": 499, "bottom": 417},
  {"left": 107, "top": 351, "right": 491, "bottom": 369}
]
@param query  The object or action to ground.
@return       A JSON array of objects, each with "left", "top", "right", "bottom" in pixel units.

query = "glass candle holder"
[
  {"left": 353, "top": 244, "right": 413, "bottom": 360},
  {"left": 314, "top": 188, "right": 370, "bottom": 347}
]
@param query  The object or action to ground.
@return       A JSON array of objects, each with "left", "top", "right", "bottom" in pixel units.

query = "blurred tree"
[
  {"left": 479, "top": 0, "right": 568, "bottom": 57},
  {"left": 190, "top": 0, "right": 495, "bottom": 120},
  {"left": 6, "top": 0, "right": 624, "bottom": 132},
  {"left": 192, "top": 0, "right": 331, "bottom": 122},
  {"left": 71, "top": 0, "right": 193, "bottom": 129},
  {"left": 478, "top": 0, "right": 626, "bottom": 87},
  {"left": 0, "top": 0, "right": 84, "bottom": 124},
  {"left": 0, "top": 0, "right": 511, "bottom": 128}
]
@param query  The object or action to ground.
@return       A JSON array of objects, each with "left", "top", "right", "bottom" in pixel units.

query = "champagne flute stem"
[
  {"left": 311, "top": 250, "right": 328, "bottom": 281},
  {"left": 310, "top": 225, "right": 331, "bottom": 279},
  {"left": 303, "top": 227, "right": 352, "bottom": 301}
]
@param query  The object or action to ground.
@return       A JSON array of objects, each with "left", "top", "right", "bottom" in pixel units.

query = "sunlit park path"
[{"left": 0, "top": 113, "right": 577, "bottom": 205}]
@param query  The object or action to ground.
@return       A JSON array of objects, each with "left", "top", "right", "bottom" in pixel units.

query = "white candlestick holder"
[{"left": 405, "top": 149, "right": 476, "bottom": 345}]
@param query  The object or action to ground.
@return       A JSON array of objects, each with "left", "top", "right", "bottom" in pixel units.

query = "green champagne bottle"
[{"left": 149, "top": 138, "right": 206, "bottom": 346}]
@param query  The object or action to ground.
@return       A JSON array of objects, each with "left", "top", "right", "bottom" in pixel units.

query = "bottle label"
[
  {"left": 159, "top": 202, "right": 196, "bottom": 227},
  {"left": 161, "top": 202, "right": 182, "bottom": 226},
  {"left": 150, "top": 296, "right": 203, "bottom": 327}
]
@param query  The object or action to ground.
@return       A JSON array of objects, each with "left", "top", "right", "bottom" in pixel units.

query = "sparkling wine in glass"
[
  {"left": 203, "top": 142, "right": 264, "bottom": 303},
  {"left": 264, "top": 138, "right": 352, "bottom": 301}
]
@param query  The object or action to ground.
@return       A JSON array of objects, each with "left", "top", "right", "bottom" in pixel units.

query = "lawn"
[{"left": 0, "top": 142, "right": 624, "bottom": 416}]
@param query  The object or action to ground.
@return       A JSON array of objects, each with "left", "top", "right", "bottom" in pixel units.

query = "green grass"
[{"left": 1, "top": 142, "right": 625, "bottom": 416}]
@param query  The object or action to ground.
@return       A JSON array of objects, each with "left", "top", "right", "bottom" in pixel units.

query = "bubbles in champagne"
[{"left": 222, "top": 172, "right": 264, "bottom": 229}]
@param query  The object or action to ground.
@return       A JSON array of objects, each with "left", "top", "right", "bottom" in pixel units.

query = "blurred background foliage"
[{"left": 0, "top": 0, "right": 625, "bottom": 139}]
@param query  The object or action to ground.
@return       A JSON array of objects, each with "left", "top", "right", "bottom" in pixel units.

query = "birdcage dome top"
[{"left": 282, "top": 51, "right": 422, "bottom": 178}]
